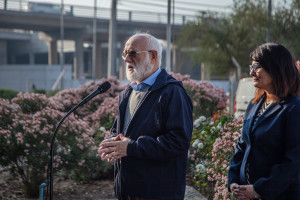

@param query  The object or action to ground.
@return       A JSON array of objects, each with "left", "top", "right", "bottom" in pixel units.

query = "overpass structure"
[{"left": 0, "top": 0, "right": 195, "bottom": 79}]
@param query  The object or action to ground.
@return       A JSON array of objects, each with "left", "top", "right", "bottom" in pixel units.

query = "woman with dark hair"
[{"left": 228, "top": 43, "right": 300, "bottom": 200}]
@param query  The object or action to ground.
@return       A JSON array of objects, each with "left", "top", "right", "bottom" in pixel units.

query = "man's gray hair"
[{"left": 132, "top": 33, "right": 163, "bottom": 68}]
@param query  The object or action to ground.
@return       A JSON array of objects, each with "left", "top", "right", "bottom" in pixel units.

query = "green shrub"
[
  {"left": 0, "top": 88, "right": 18, "bottom": 100},
  {"left": 32, "top": 89, "right": 46, "bottom": 94},
  {"left": 46, "top": 89, "right": 60, "bottom": 97}
]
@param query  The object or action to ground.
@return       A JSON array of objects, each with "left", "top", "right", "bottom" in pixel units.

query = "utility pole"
[
  {"left": 231, "top": 56, "right": 241, "bottom": 81},
  {"left": 172, "top": 0, "right": 175, "bottom": 72},
  {"left": 92, "top": 0, "right": 97, "bottom": 79},
  {"left": 166, "top": 0, "right": 171, "bottom": 72},
  {"left": 201, "top": 63, "right": 205, "bottom": 80},
  {"left": 266, "top": 0, "right": 272, "bottom": 42},
  {"left": 60, "top": 0, "right": 64, "bottom": 89},
  {"left": 108, "top": 0, "right": 117, "bottom": 77}
]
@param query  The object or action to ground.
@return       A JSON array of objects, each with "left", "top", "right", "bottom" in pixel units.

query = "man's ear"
[{"left": 151, "top": 50, "right": 157, "bottom": 61}]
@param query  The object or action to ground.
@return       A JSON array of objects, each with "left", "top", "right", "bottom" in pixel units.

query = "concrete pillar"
[
  {"left": 96, "top": 42, "right": 102, "bottom": 78},
  {"left": 0, "top": 40, "right": 7, "bottom": 65},
  {"left": 107, "top": 0, "right": 117, "bottom": 77},
  {"left": 29, "top": 53, "right": 34, "bottom": 64},
  {"left": 48, "top": 40, "right": 58, "bottom": 65},
  {"left": 119, "top": 62, "right": 125, "bottom": 80},
  {"left": 92, "top": 0, "right": 97, "bottom": 79},
  {"left": 10, "top": 55, "right": 16, "bottom": 64},
  {"left": 172, "top": 46, "right": 176, "bottom": 72},
  {"left": 166, "top": 0, "right": 171, "bottom": 72},
  {"left": 74, "top": 39, "right": 84, "bottom": 79},
  {"left": 4, "top": 0, "right": 7, "bottom": 10},
  {"left": 119, "top": 40, "right": 126, "bottom": 80}
]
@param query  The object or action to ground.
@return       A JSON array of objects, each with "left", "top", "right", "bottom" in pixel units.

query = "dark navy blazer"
[{"left": 228, "top": 94, "right": 300, "bottom": 200}]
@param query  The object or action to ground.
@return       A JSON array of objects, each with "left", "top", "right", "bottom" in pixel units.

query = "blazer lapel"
[
  {"left": 248, "top": 96, "right": 265, "bottom": 132},
  {"left": 252, "top": 101, "right": 283, "bottom": 132},
  {"left": 119, "top": 86, "right": 132, "bottom": 132}
]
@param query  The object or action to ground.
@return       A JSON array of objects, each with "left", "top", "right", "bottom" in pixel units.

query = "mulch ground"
[
  {"left": 1, "top": 168, "right": 204, "bottom": 200},
  {"left": 0, "top": 169, "right": 116, "bottom": 200}
]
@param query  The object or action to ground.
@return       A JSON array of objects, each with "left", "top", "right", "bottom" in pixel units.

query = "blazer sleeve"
[
  {"left": 253, "top": 102, "right": 300, "bottom": 199},
  {"left": 126, "top": 84, "right": 193, "bottom": 160},
  {"left": 228, "top": 134, "right": 247, "bottom": 191}
]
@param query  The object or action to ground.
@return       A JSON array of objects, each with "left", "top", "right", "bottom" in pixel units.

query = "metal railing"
[{"left": 0, "top": 0, "right": 198, "bottom": 25}]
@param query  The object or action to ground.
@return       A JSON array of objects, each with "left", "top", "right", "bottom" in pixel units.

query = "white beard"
[{"left": 126, "top": 54, "right": 154, "bottom": 83}]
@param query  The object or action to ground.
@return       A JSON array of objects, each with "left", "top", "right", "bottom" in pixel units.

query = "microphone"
[{"left": 78, "top": 81, "right": 111, "bottom": 106}]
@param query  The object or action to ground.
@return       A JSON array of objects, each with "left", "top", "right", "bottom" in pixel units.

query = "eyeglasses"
[
  {"left": 249, "top": 64, "right": 262, "bottom": 72},
  {"left": 122, "top": 50, "right": 152, "bottom": 60}
]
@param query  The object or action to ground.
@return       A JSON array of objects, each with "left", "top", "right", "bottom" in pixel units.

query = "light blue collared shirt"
[{"left": 130, "top": 68, "right": 161, "bottom": 91}]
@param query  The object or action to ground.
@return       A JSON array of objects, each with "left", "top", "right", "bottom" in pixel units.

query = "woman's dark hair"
[{"left": 250, "top": 43, "right": 300, "bottom": 103}]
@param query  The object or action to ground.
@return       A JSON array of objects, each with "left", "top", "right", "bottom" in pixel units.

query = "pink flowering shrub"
[
  {"left": 171, "top": 73, "right": 227, "bottom": 118},
  {"left": 11, "top": 92, "right": 48, "bottom": 114},
  {"left": 0, "top": 73, "right": 228, "bottom": 197},
  {"left": 189, "top": 115, "right": 243, "bottom": 200},
  {"left": 52, "top": 77, "right": 124, "bottom": 116},
  {"left": 84, "top": 97, "right": 119, "bottom": 132},
  {"left": 189, "top": 115, "right": 233, "bottom": 198},
  {"left": 0, "top": 77, "right": 122, "bottom": 197},
  {"left": 207, "top": 116, "right": 243, "bottom": 200}
]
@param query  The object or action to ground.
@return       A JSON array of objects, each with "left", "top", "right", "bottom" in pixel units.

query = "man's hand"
[
  {"left": 230, "top": 183, "right": 248, "bottom": 200},
  {"left": 98, "top": 134, "right": 131, "bottom": 163},
  {"left": 238, "top": 185, "right": 261, "bottom": 200},
  {"left": 98, "top": 136, "right": 120, "bottom": 161},
  {"left": 230, "top": 183, "right": 260, "bottom": 200}
]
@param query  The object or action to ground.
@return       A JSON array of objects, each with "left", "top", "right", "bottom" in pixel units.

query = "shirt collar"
[{"left": 130, "top": 68, "right": 161, "bottom": 91}]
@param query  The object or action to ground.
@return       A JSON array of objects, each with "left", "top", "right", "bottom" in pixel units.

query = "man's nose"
[{"left": 124, "top": 54, "right": 132, "bottom": 63}]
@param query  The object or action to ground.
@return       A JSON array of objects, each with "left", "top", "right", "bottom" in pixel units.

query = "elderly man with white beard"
[{"left": 98, "top": 33, "right": 193, "bottom": 200}]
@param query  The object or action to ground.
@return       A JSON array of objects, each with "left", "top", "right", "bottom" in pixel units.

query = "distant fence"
[{"left": 0, "top": 0, "right": 198, "bottom": 25}]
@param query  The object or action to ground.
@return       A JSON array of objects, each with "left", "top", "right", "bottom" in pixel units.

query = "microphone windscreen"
[{"left": 99, "top": 81, "right": 111, "bottom": 93}]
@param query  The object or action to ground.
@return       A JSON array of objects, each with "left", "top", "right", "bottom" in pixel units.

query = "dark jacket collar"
[
  {"left": 123, "top": 69, "right": 181, "bottom": 93},
  {"left": 150, "top": 69, "right": 180, "bottom": 91}
]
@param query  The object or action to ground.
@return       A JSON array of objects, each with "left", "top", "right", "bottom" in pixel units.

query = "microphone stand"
[
  {"left": 43, "top": 81, "right": 111, "bottom": 200},
  {"left": 47, "top": 102, "right": 82, "bottom": 200}
]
